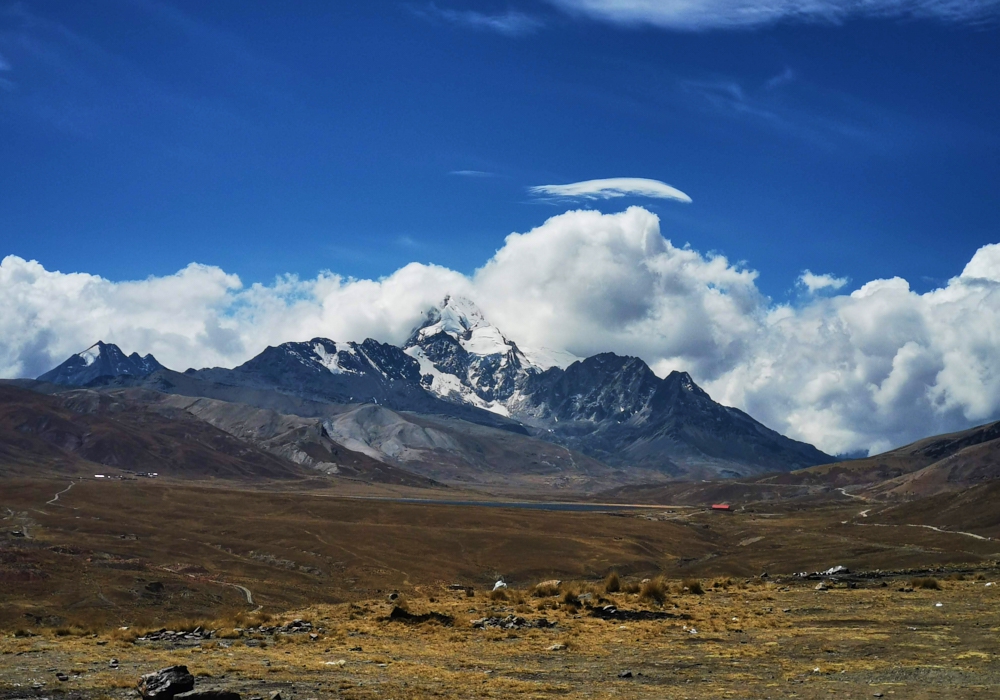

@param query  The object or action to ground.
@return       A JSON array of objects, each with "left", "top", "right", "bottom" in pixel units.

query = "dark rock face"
[
  {"left": 513, "top": 357, "right": 832, "bottom": 477},
  {"left": 37, "top": 342, "right": 163, "bottom": 386},
  {"left": 408, "top": 331, "right": 531, "bottom": 405},
  {"left": 188, "top": 338, "right": 524, "bottom": 433},
  {"left": 137, "top": 665, "right": 195, "bottom": 700}
]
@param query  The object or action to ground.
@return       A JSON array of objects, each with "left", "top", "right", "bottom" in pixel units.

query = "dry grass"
[
  {"left": 603, "top": 571, "right": 620, "bottom": 593},
  {"left": 911, "top": 576, "right": 942, "bottom": 590},
  {"left": 5, "top": 575, "right": 1000, "bottom": 699},
  {"left": 638, "top": 577, "right": 668, "bottom": 605},
  {"left": 682, "top": 578, "right": 705, "bottom": 595},
  {"left": 533, "top": 581, "right": 561, "bottom": 597}
]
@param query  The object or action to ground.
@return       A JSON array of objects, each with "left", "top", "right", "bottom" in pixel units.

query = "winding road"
[{"left": 46, "top": 481, "right": 75, "bottom": 506}]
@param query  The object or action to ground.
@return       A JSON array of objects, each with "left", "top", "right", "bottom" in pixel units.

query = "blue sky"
[{"left": 2, "top": 0, "right": 999, "bottom": 300}]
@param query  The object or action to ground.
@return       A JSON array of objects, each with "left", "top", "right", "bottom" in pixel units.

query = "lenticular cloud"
[{"left": 4, "top": 207, "right": 1000, "bottom": 457}]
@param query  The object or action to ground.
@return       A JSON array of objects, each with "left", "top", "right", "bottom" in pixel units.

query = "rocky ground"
[{"left": 3, "top": 571, "right": 1000, "bottom": 699}]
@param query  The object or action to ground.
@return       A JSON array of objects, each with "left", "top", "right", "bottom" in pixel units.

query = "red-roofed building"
[{"left": 711, "top": 504, "right": 733, "bottom": 512}]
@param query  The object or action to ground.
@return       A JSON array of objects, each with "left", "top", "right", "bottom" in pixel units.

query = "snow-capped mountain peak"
[
  {"left": 401, "top": 296, "right": 544, "bottom": 415},
  {"left": 411, "top": 295, "right": 498, "bottom": 348}
]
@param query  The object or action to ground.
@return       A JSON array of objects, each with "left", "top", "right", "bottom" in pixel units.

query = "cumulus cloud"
[
  {"left": 798, "top": 270, "right": 848, "bottom": 293},
  {"left": 545, "top": 0, "right": 1000, "bottom": 29},
  {"left": 4, "top": 208, "right": 1000, "bottom": 458},
  {"left": 530, "top": 178, "right": 692, "bottom": 203}
]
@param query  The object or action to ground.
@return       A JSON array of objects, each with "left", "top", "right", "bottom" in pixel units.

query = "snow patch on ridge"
[
  {"left": 520, "top": 346, "right": 580, "bottom": 370},
  {"left": 311, "top": 341, "right": 359, "bottom": 375},
  {"left": 78, "top": 344, "right": 101, "bottom": 367},
  {"left": 405, "top": 345, "right": 511, "bottom": 417}
]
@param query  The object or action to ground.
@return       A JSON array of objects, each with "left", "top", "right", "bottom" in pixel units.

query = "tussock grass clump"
[
  {"left": 638, "top": 577, "right": 668, "bottom": 605},
  {"left": 683, "top": 579, "right": 705, "bottom": 595},
  {"left": 533, "top": 582, "right": 561, "bottom": 598},
  {"left": 911, "top": 577, "right": 942, "bottom": 590},
  {"left": 110, "top": 626, "right": 138, "bottom": 642},
  {"left": 604, "top": 571, "right": 621, "bottom": 593},
  {"left": 622, "top": 580, "right": 641, "bottom": 595},
  {"left": 488, "top": 588, "right": 508, "bottom": 602},
  {"left": 561, "top": 589, "right": 580, "bottom": 608}
]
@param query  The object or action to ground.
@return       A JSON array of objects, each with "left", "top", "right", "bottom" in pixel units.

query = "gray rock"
[
  {"left": 175, "top": 691, "right": 241, "bottom": 700},
  {"left": 137, "top": 666, "right": 195, "bottom": 700}
]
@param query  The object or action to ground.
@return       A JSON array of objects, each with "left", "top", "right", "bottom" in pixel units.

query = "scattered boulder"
[
  {"left": 471, "top": 615, "right": 555, "bottom": 630},
  {"left": 547, "top": 643, "right": 566, "bottom": 651},
  {"left": 386, "top": 606, "right": 453, "bottom": 626},
  {"left": 176, "top": 691, "right": 241, "bottom": 700},
  {"left": 618, "top": 670, "right": 633, "bottom": 679},
  {"left": 492, "top": 580, "right": 508, "bottom": 591},
  {"left": 592, "top": 605, "right": 685, "bottom": 622},
  {"left": 137, "top": 666, "right": 195, "bottom": 700}
]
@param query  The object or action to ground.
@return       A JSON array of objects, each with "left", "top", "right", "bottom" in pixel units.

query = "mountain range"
[{"left": 24, "top": 296, "right": 833, "bottom": 488}]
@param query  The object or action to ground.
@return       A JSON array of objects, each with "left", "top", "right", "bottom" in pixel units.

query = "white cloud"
[
  {"left": 415, "top": 6, "right": 543, "bottom": 36},
  {"left": 449, "top": 170, "right": 495, "bottom": 177},
  {"left": 798, "top": 270, "right": 848, "bottom": 293},
  {"left": 530, "top": 177, "right": 692, "bottom": 203},
  {"left": 546, "top": 0, "right": 1000, "bottom": 29},
  {"left": 4, "top": 209, "right": 1000, "bottom": 459}
]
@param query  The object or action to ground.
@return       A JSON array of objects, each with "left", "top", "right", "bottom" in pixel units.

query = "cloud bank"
[
  {"left": 546, "top": 0, "right": 1000, "bottom": 29},
  {"left": 4, "top": 207, "right": 1000, "bottom": 457},
  {"left": 531, "top": 178, "right": 692, "bottom": 203}
]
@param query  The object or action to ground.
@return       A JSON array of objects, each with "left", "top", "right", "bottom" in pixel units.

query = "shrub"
[
  {"left": 533, "top": 582, "right": 561, "bottom": 598},
  {"left": 911, "top": 577, "right": 941, "bottom": 590},
  {"left": 638, "top": 577, "right": 668, "bottom": 605},
  {"left": 561, "top": 589, "right": 580, "bottom": 607},
  {"left": 683, "top": 579, "right": 705, "bottom": 595},
  {"left": 604, "top": 571, "right": 621, "bottom": 593}
]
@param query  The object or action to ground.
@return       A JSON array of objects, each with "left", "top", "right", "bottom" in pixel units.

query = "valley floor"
[
  {"left": 3, "top": 574, "right": 1000, "bottom": 699},
  {"left": 4, "top": 475, "right": 1000, "bottom": 697}
]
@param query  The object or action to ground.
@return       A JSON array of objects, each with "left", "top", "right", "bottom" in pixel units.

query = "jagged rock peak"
[{"left": 37, "top": 341, "right": 164, "bottom": 386}]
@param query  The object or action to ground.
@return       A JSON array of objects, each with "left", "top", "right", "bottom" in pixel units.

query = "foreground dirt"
[{"left": 3, "top": 575, "right": 1000, "bottom": 699}]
